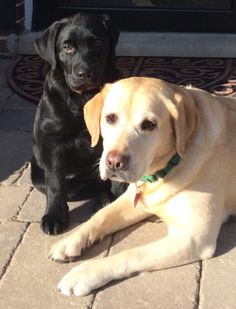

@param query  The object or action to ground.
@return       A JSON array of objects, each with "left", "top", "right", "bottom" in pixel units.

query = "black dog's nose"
[
  {"left": 77, "top": 70, "right": 93, "bottom": 80},
  {"left": 106, "top": 150, "right": 129, "bottom": 171}
]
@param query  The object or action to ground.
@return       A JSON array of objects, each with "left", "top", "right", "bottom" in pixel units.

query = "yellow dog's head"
[{"left": 84, "top": 77, "right": 198, "bottom": 183}]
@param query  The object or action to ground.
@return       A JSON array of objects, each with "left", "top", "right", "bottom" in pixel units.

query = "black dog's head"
[{"left": 35, "top": 13, "right": 119, "bottom": 93}]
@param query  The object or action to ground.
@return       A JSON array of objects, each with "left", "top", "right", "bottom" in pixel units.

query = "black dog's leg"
[
  {"left": 31, "top": 153, "right": 68, "bottom": 234},
  {"left": 41, "top": 151, "right": 69, "bottom": 235},
  {"left": 30, "top": 155, "right": 46, "bottom": 194}
]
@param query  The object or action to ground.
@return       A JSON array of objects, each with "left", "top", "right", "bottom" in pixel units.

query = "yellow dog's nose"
[{"left": 106, "top": 150, "right": 129, "bottom": 171}]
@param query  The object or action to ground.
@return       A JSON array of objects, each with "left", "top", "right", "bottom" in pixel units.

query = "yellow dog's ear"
[
  {"left": 166, "top": 88, "right": 198, "bottom": 157},
  {"left": 83, "top": 84, "right": 111, "bottom": 147}
]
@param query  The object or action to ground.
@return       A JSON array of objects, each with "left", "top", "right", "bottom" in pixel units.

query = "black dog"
[{"left": 31, "top": 13, "right": 125, "bottom": 235}]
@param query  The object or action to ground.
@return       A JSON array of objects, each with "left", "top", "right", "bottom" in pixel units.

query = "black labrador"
[{"left": 31, "top": 13, "right": 126, "bottom": 235}]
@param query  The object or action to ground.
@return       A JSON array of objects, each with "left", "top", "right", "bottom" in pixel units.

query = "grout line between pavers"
[
  {"left": 0, "top": 163, "right": 31, "bottom": 188},
  {"left": 193, "top": 261, "right": 202, "bottom": 309},
  {"left": 104, "top": 234, "right": 114, "bottom": 258},
  {"left": 10, "top": 218, "right": 40, "bottom": 223},
  {"left": 0, "top": 222, "right": 30, "bottom": 281},
  {"left": 90, "top": 234, "right": 114, "bottom": 309},
  {"left": 0, "top": 183, "right": 33, "bottom": 188},
  {"left": 87, "top": 295, "right": 96, "bottom": 309},
  {"left": 11, "top": 186, "right": 34, "bottom": 221},
  {"left": 11, "top": 161, "right": 30, "bottom": 185}
]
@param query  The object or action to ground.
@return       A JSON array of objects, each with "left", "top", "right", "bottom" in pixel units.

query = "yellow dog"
[{"left": 49, "top": 77, "right": 236, "bottom": 296}]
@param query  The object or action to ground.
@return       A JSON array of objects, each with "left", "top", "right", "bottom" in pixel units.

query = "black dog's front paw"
[{"left": 41, "top": 210, "right": 69, "bottom": 235}]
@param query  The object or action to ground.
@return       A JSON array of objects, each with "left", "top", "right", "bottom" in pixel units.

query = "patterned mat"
[{"left": 8, "top": 55, "right": 236, "bottom": 104}]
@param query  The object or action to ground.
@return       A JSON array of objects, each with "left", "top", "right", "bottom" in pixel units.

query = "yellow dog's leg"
[{"left": 49, "top": 185, "right": 150, "bottom": 262}]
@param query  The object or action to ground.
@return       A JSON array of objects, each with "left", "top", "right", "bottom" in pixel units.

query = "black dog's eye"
[
  {"left": 90, "top": 39, "right": 103, "bottom": 49},
  {"left": 141, "top": 119, "right": 157, "bottom": 131},
  {"left": 105, "top": 113, "right": 117, "bottom": 125},
  {"left": 94, "top": 40, "right": 103, "bottom": 48},
  {"left": 63, "top": 43, "right": 74, "bottom": 53}
]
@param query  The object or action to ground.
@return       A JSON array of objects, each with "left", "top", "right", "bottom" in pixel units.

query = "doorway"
[{"left": 32, "top": 0, "right": 236, "bottom": 32}]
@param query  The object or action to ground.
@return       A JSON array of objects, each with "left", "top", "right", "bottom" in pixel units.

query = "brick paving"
[{"left": 1, "top": 58, "right": 236, "bottom": 308}]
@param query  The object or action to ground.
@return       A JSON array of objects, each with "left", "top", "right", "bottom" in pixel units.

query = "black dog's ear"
[
  {"left": 102, "top": 15, "right": 120, "bottom": 59},
  {"left": 34, "top": 19, "right": 67, "bottom": 70}
]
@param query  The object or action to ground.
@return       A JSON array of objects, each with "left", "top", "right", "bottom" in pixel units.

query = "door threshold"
[{"left": 13, "top": 31, "right": 236, "bottom": 58}]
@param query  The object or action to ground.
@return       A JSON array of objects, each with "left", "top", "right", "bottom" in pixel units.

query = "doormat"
[{"left": 8, "top": 55, "right": 236, "bottom": 105}]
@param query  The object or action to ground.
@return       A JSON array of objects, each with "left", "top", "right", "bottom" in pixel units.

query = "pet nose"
[
  {"left": 76, "top": 70, "right": 93, "bottom": 80},
  {"left": 106, "top": 151, "right": 129, "bottom": 171}
]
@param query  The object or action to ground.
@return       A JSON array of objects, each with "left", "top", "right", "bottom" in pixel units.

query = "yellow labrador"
[{"left": 49, "top": 77, "right": 236, "bottom": 296}]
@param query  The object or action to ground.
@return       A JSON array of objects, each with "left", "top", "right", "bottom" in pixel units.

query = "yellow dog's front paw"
[
  {"left": 48, "top": 225, "right": 96, "bottom": 262},
  {"left": 58, "top": 261, "right": 106, "bottom": 296}
]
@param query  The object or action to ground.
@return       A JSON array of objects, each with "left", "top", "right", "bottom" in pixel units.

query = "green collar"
[{"left": 141, "top": 153, "right": 181, "bottom": 183}]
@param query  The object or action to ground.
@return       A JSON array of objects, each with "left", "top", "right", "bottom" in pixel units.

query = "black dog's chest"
[
  {"left": 37, "top": 92, "right": 87, "bottom": 136},
  {"left": 39, "top": 96, "right": 100, "bottom": 146}
]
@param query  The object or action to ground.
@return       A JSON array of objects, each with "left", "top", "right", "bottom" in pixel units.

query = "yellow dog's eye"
[
  {"left": 141, "top": 119, "right": 157, "bottom": 131},
  {"left": 105, "top": 113, "right": 117, "bottom": 125}
]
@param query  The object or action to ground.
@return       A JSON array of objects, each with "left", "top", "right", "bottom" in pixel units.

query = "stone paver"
[
  {"left": 18, "top": 188, "right": 95, "bottom": 223},
  {"left": 94, "top": 221, "right": 199, "bottom": 309},
  {"left": 17, "top": 188, "right": 44, "bottom": 222},
  {"left": 17, "top": 163, "right": 33, "bottom": 186},
  {"left": 0, "top": 221, "right": 28, "bottom": 278},
  {"left": 0, "top": 223, "right": 111, "bottom": 309},
  {"left": 0, "top": 163, "right": 28, "bottom": 185},
  {"left": 0, "top": 132, "right": 32, "bottom": 184},
  {"left": 200, "top": 223, "right": 236, "bottom": 309},
  {"left": 0, "top": 186, "right": 31, "bottom": 220}
]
